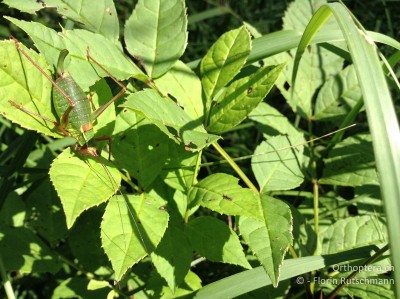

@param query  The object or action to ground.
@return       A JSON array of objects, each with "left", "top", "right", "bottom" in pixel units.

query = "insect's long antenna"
[
  {"left": 231, "top": 124, "right": 358, "bottom": 162},
  {"left": 161, "top": 124, "right": 358, "bottom": 170}
]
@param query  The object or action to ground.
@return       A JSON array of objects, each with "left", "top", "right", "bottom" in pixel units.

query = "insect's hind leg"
[
  {"left": 9, "top": 100, "right": 70, "bottom": 136},
  {"left": 87, "top": 92, "right": 97, "bottom": 111},
  {"left": 85, "top": 47, "right": 127, "bottom": 121}
]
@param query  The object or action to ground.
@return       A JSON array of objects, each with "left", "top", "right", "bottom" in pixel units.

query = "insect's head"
[{"left": 76, "top": 143, "right": 98, "bottom": 158}]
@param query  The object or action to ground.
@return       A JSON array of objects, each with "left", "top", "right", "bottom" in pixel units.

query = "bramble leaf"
[
  {"left": 49, "top": 148, "right": 120, "bottom": 228},
  {"left": 101, "top": 194, "right": 169, "bottom": 281},
  {"left": 200, "top": 25, "right": 251, "bottom": 106},
  {"left": 189, "top": 173, "right": 263, "bottom": 221},
  {"left": 186, "top": 216, "right": 251, "bottom": 269},
  {"left": 125, "top": 0, "right": 188, "bottom": 78},
  {"left": 239, "top": 195, "right": 293, "bottom": 287}
]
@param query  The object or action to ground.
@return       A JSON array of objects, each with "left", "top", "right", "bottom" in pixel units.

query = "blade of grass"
[
  {"left": 292, "top": 3, "right": 400, "bottom": 296},
  {"left": 187, "top": 29, "right": 400, "bottom": 69},
  {"left": 188, "top": 6, "right": 232, "bottom": 25},
  {"left": 194, "top": 245, "right": 379, "bottom": 299}
]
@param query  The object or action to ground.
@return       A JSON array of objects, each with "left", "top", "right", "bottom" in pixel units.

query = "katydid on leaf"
[
  {"left": 9, "top": 36, "right": 126, "bottom": 158},
  {"left": 7, "top": 37, "right": 154, "bottom": 279}
]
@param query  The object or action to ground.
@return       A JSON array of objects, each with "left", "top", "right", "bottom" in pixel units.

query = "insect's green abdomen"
[{"left": 53, "top": 74, "right": 94, "bottom": 146}]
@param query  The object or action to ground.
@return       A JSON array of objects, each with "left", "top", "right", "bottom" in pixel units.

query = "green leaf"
[
  {"left": 320, "top": 134, "right": 379, "bottom": 186},
  {"left": 61, "top": 29, "right": 141, "bottom": 91},
  {"left": 2, "top": 0, "right": 43, "bottom": 13},
  {"left": 101, "top": 194, "right": 169, "bottom": 281},
  {"left": 5, "top": 18, "right": 137, "bottom": 92},
  {"left": 112, "top": 109, "right": 169, "bottom": 190},
  {"left": 5, "top": 18, "right": 65, "bottom": 69},
  {"left": 152, "top": 224, "right": 192, "bottom": 292},
  {"left": 160, "top": 141, "right": 197, "bottom": 193},
  {"left": 290, "top": 206, "right": 317, "bottom": 257},
  {"left": 154, "top": 60, "right": 204, "bottom": 123},
  {"left": 207, "top": 64, "right": 285, "bottom": 133},
  {"left": 49, "top": 148, "right": 121, "bottom": 228},
  {"left": 249, "top": 102, "right": 300, "bottom": 138},
  {"left": 269, "top": 49, "right": 343, "bottom": 119},
  {"left": 124, "top": 0, "right": 188, "bottom": 78},
  {"left": 0, "top": 224, "right": 62, "bottom": 273},
  {"left": 354, "top": 185, "right": 383, "bottom": 215},
  {"left": 314, "top": 65, "right": 362, "bottom": 121},
  {"left": 46, "top": 0, "right": 120, "bottom": 43},
  {"left": 288, "top": 5, "right": 400, "bottom": 295},
  {"left": 0, "top": 40, "right": 59, "bottom": 138},
  {"left": 338, "top": 278, "right": 395, "bottom": 299},
  {"left": 185, "top": 216, "right": 251, "bottom": 269},
  {"left": 4, "top": 22, "right": 142, "bottom": 91},
  {"left": 320, "top": 215, "right": 387, "bottom": 254},
  {"left": 0, "top": 192, "right": 26, "bottom": 227},
  {"left": 283, "top": 0, "right": 339, "bottom": 32},
  {"left": 200, "top": 25, "right": 251, "bottom": 104},
  {"left": 89, "top": 79, "right": 116, "bottom": 138},
  {"left": 121, "top": 89, "right": 220, "bottom": 151},
  {"left": 52, "top": 277, "right": 113, "bottom": 299},
  {"left": 318, "top": 194, "right": 351, "bottom": 220},
  {"left": 145, "top": 270, "right": 202, "bottom": 298},
  {"left": 252, "top": 132, "right": 305, "bottom": 192},
  {"left": 168, "top": 190, "right": 190, "bottom": 221},
  {"left": 317, "top": 255, "right": 394, "bottom": 297},
  {"left": 26, "top": 178, "right": 67, "bottom": 246},
  {"left": 239, "top": 196, "right": 293, "bottom": 287},
  {"left": 188, "top": 6, "right": 231, "bottom": 25},
  {"left": 68, "top": 207, "right": 112, "bottom": 276},
  {"left": 188, "top": 173, "right": 263, "bottom": 221},
  {"left": 264, "top": 0, "right": 344, "bottom": 119},
  {"left": 8, "top": 0, "right": 120, "bottom": 44}
]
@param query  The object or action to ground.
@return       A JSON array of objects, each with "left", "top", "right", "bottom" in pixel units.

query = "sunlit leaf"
[
  {"left": 200, "top": 25, "right": 251, "bottom": 106},
  {"left": 101, "top": 194, "right": 169, "bottom": 281},
  {"left": 112, "top": 109, "right": 169, "bottom": 190},
  {"left": 121, "top": 89, "right": 220, "bottom": 151},
  {"left": 186, "top": 216, "right": 251, "bottom": 269},
  {"left": 320, "top": 215, "right": 387, "bottom": 254},
  {"left": 50, "top": 148, "right": 120, "bottom": 228},
  {"left": 189, "top": 173, "right": 263, "bottom": 221},
  {"left": 125, "top": 0, "right": 188, "bottom": 78},
  {"left": 239, "top": 196, "right": 293, "bottom": 287},
  {"left": 207, "top": 64, "right": 284, "bottom": 133},
  {"left": 252, "top": 132, "right": 305, "bottom": 192},
  {"left": 0, "top": 40, "right": 59, "bottom": 138}
]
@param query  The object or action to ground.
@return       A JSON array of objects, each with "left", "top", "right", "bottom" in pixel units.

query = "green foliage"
[
  {"left": 0, "top": 0, "right": 399, "bottom": 298},
  {"left": 50, "top": 148, "right": 120, "bottom": 228},
  {"left": 124, "top": 0, "right": 188, "bottom": 78},
  {"left": 239, "top": 195, "right": 293, "bottom": 287},
  {"left": 188, "top": 173, "right": 263, "bottom": 220},
  {"left": 101, "top": 194, "right": 169, "bottom": 281},
  {"left": 200, "top": 25, "right": 251, "bottom": 106}
]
